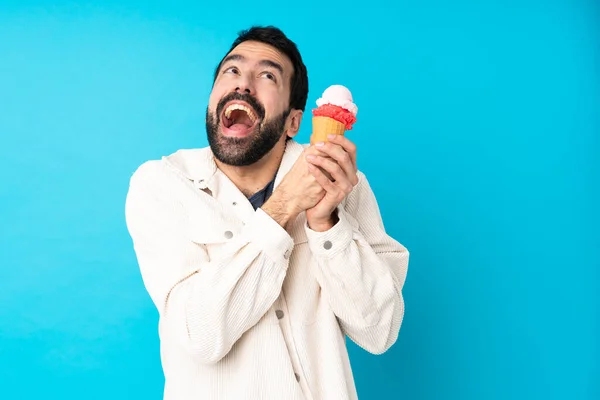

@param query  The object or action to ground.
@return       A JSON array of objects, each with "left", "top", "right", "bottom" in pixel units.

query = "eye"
[
  {"left": 223, "top": 66, "right": 239, "bottom": 75},
  {"left": 261, "top": 71, "right": 277, "bottom": 82}
]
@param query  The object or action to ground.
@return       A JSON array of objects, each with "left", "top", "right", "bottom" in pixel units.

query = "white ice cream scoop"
[{"left": 315, "top": 85, "right": 358, "bottom": 116}]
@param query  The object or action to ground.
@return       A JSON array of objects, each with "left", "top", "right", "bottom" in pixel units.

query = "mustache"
[{"left": 216, "top": 92, "right": 265, "bottom": 121}]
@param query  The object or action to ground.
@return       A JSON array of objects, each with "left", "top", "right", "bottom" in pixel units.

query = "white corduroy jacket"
[{"left": 125, "top": 139, "right": 409, "bottom": 400}]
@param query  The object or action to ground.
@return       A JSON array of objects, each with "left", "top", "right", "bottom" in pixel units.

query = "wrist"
[
  {"left": 307, "top": 210, "right": 339, "bottom": 232},
  {"left": 262, "top": 189, "right": 299, "bottom": 229}
]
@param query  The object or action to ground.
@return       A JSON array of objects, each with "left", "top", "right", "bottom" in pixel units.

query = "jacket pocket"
[{"left": 186, "top": 208, "right": 243, "bottom": 263}]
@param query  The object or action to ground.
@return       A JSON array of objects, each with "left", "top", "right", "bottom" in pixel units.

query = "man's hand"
[
  {"left": 261, "top": 146, "right": 326, "bottom": 229},
  {"left": 305, "top": 134, "right": 359, "bottom": 232}
]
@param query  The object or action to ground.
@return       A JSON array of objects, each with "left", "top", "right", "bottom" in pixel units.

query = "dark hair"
[{"left": 213, "top": 26, "right": 309, "bottom": 112}]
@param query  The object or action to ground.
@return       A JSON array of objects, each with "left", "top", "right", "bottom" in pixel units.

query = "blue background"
[{"left": 1, "top": 1, "right": 598, "bottom": 399}]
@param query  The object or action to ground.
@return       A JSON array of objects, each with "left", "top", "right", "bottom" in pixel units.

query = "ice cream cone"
[{"left": 310, "top": 116, "right": 346, "bottom": 144}]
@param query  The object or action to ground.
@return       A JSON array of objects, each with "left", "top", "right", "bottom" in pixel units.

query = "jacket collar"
[{"left": 162, "top": 139, "right": 307, "bottom": 190}]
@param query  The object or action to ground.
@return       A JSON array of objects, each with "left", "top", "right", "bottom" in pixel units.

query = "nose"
[
  {"left": 234, "top": 75, "right": 254, "bottom": 95},
  {"left": 235, "top": 86, "right": 252, "bottom": 95}
]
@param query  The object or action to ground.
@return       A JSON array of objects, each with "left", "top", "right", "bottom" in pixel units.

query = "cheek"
[
  {"left": 260, "top": 93, "right": 285, "bottom": 118},
  {"left": 208, "top": 90, "right": 222, "bottom": 113},
  {"left": 262, "top": 85, "right": 289, "bottom": 116},
  {"left": 208, "top": 79, "right": 231, "bottom": 111}
]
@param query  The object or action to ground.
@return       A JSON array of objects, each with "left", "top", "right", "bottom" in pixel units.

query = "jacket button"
[
  {"left": 323, "top": 240, "right": 332, "bottom": 250},
  {"left": 284, "top": 249, "right": 291, "bottom": 259},
  {"left": 224, "top": 231, "right": 233, "bottom": 239},
  {"left": 275, "top": 310, "right": 284, "bottom": 319}
]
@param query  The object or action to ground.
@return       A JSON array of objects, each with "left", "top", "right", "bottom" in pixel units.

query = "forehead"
[{"left": 223, "top": 41, "right": 294, "bottom": 75}]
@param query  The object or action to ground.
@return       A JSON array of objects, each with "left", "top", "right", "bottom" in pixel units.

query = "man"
[{"left": 125, "top": 25, "right": 409, "bottom": 400}]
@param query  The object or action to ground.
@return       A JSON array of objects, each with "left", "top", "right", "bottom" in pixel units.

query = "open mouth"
[{"left": 221, "top": 102, "right": 259, "bottom": 137}]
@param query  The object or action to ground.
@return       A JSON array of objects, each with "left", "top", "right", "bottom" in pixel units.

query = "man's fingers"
[
  {"left": 306, "top": 154, "right": 346, "bottom": 183},
  {"left": 307, "top": 164, "right": 336, "bottom": 192},
  {"left": 312, "top": 142, "right": 358, "bottom": 186},
  {"left": 308, "top": 164, "right": 352, "bottom": 205},
  {"left": 326, "top": 134, "right": 357, "bottom": 168},
  {"left": 306, "top": 155, "right": 354, "bottom": 198}
]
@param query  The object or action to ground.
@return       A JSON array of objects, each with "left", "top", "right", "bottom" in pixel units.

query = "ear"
[{"left": 284, "top": 109, "right": 304, "bottom": 138}]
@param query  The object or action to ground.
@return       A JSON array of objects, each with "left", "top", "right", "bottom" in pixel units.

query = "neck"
[{"left": 215, "top": 140, "right": 286, "bottom": 198}]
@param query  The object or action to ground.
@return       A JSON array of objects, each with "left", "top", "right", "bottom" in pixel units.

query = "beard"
[{"left": 206, "top": 92, "right": 290, "bottom": 167}]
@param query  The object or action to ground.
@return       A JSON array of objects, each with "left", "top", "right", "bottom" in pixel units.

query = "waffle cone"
[{"left": 310, "top": 116, "right": 346, "bottom": 144}]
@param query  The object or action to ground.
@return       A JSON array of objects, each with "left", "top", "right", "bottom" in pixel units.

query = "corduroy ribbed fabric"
[{"left": 125, "top": 140, "right": 409, "bottom": 400}]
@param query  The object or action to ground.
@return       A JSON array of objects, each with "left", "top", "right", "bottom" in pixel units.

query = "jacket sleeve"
[
  {"left": 304, "top": 171, "right": 409, "bottom": 354},
  {"left": 125, "top": 161, "right": 294, "bottom": 364}
]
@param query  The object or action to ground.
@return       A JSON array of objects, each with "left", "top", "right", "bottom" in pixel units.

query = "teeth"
[{"left": 224, "top": 104, "right": 257, "bottom": 122}]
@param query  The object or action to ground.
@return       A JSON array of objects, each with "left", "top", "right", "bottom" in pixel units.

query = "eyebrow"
[{"left": 221, "top": 54, "right": 284, "bottom": 75}]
